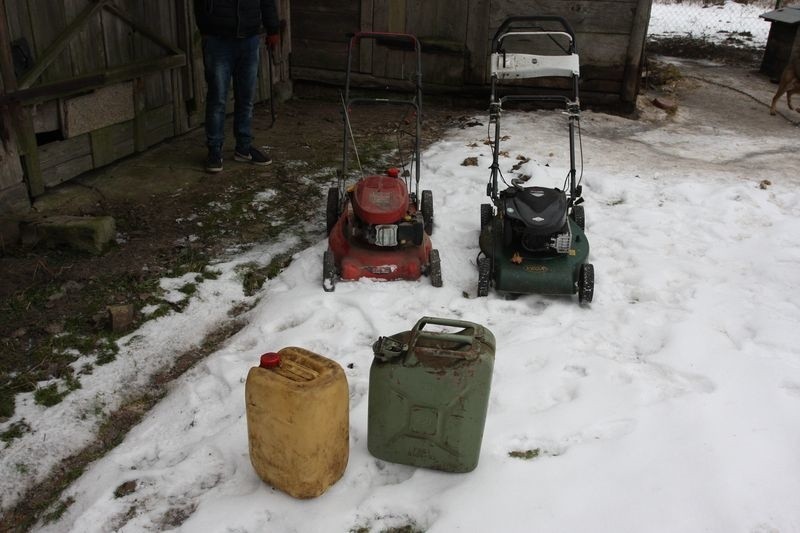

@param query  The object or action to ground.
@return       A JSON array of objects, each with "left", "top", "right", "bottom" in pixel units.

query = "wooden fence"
[
  {"left": 291, "top": 0, "right": 651, "bottom": 106},
  {"left": 0, "top": 0, "right": 290, "bottom": 214}
]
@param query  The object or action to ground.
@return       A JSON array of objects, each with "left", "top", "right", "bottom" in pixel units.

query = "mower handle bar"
[
  {"left": 492, "top": 16, "right": 576, "bottom": 53},
  {"left": 342, "top": 30, "right": 423, "bottom": 203},
  {"left": 347, "top": 97, "right": 420, "bottom": 109}
]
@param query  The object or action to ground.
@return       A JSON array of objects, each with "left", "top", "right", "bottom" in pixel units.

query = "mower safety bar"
[
  {"left": 499, "top": 95, "right": 574, "bottom": 106},
  {"left": 347, "top": 31, "right": 420, "bottom": 52},
  {"left": 492, "top": 16, "right": 577, "bottom": 53},
  {"left": 347, "top": 97, "right": 420, "bottom": 109}
]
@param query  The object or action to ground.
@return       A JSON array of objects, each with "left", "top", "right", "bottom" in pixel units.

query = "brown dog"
[{"left": 770, "top": 57, "right": 800, "bottom": 115}]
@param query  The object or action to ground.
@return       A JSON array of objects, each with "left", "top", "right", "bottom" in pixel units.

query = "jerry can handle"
[{"left": 408, "top": 316, "right": 481, "bottom": 361}]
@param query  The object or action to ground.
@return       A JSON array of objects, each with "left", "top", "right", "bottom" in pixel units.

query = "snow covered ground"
[
  {"left": 650, "top": 0, "right": 772, "bottom": 46},
  {"left": 2, "top": 66, "right": 796, "bottom": 531}
]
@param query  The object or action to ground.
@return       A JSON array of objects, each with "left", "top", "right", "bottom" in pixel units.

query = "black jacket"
[{"left": 194, "top": 0, "right": 279, "bottom": 38}]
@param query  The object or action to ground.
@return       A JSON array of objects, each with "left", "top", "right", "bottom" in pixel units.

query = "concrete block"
[
  {"left": 107, "top": 304, "right": 136, "bottom": 332},
  {"left": 19, "top": 215, "right": 116, "bottom": 255}
]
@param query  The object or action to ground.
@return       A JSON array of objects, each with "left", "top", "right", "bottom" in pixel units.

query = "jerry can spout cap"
[{"left": 259, "top": 352, "right": 281, "bottom": 368}]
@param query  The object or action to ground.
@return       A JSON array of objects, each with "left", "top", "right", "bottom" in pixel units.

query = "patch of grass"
[
  {"left": 237, "top": 253, "right": 294, "bottom": 296},
  {"left": 33, "top": 371, "right": 82, "bottom": 407},
  {"left": 160, "top": 248, "right": 212, "bottom": 280},
  {"left": 509, "top": 448, "right": 541, "bottom": 460},
  {"left": 0, "top": 390, "right": 15, "bottom": 418},
  {"left": 42, "top": 497, "right": 74, "bottom": 525},
  {"left": 1, "top": 419, "right": 31, "bottom": 445},
  {"left": 95, "top": 338, "right": 120, "bottom": 366},
  {"left": 178, "top": 282, "right": 197, "bottom": 296},
  {"left": 34, "top": 383, "right": 63, "bottom": 407},
  {"left": 202, "top": 268, "right": 220, "bottom": 280}
]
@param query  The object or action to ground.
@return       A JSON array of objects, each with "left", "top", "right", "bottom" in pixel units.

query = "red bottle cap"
[
  {"left": 386, "top": 167, "right": 400, "bottom": 178},
  {"left": 259, "top": 352, "right": 281, "bottom": 368}
]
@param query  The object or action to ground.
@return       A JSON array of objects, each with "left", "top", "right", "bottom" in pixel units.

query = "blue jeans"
[{"left": 202, "top": 34, "right": 260, "bottom": 155}]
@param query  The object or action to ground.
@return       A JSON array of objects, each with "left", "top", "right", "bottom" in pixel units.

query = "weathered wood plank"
[
  {"left": 292, "top": 0, "right": 358, "bottom": 15},
  {"left": 41, "top": 154, "right": 93, "bottom": 188},
  {"left": 359, "top": 0, "right": 374, "bottom": 74},
  {"left": 26, "top": 0, "right": 74, "bottom": 84},
  {"left": 406, "top": 0, "right": 466, "bottom": 41},
  {"left": 0, "top": 181, "right": 29, "bottom": 213},
  {"left": 64, "top": 0, "right": 104, "bottom": 77},
  {"left": 38, "top": 131, "right": 90, "bottom": 169},
  {"left": 421, "top": 53, "right": 465, "bottom": 86},
  {"left": 101, "top": 6, "right": 133, "bottom": 68},
  {"left": 90, "top": 120, "right": 135, "bottom": 167},
  {"left": 3, "top": 0, "right": 36, "bottom": 86},
  {"left": 489, "top": 0, "right": 638, "bottom": 35},
  {"left": 292, "top": 11, "right": 358, "bottom": 42},
  {"left": 465, "top": 0, "right": 491, "bottom": 84},
  {"left": 144, "top": 104, "right": 175, "bottom": 147},
  {"left": 293, "top": 39, "right": 349, "bottom": 71},
  {"left": 39, "top": 133, "right": 92, "bottom": 187}
]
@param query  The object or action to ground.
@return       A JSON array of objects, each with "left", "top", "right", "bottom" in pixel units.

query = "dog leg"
[
  {"left": 771, "top": 65, "right": 797, "bottom": 115},
  {"left": 770, "top": 86, "right": 786, "bottom": 115}
]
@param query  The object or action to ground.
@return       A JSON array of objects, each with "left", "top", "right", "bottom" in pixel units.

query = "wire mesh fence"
[{"left": 648, "top": 0, "right": 786, "bottom": 48}]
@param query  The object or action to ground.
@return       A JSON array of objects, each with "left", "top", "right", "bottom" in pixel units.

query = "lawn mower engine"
[
  {"left": 349, "top": 171, "right": 424, "bottom": 247},
  {"left": 500, "top": 186, "right": 572, "bottom": 254}
]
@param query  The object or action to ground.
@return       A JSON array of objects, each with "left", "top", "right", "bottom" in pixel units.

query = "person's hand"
[{"left": 266, "top": 34, "right": 280, "bottom": 50}]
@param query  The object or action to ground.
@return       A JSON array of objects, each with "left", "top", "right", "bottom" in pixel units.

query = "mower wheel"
[
  {"left": 480, "top": 203, "right": 493, "bottom": 228},
  {"left": 429, "top": 249, "right": 443, "bottom": 287},
  {"left": 326, "top": 187, "right": 340, "bottom": 235},
  {"left": 477, "top": 257, "right": 491, "bottom": 297},
  {"left": 421, "top": 190, "right": 434, "bottom": 235},
  {"left": 578, "top": 263, "right": 594, "bottom": 304},
  {"left": 571, "top": 205, "right": 585, "bottom": 231},
  {"left": 322, "top": 250, "right": 336, "bottom": 292}
]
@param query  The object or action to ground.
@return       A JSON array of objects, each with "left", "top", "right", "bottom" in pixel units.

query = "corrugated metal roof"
[{"left": 760, "top": 6, "right": 800, "bottom": 24}]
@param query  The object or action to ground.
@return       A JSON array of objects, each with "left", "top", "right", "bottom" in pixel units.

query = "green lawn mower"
[{"left": 478, "top": 15, "right": 594, "bottom": 304}]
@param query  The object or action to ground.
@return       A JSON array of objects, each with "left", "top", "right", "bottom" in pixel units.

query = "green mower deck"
[{"left": 479, "top": 217, "right": 590, "bottom": 296}]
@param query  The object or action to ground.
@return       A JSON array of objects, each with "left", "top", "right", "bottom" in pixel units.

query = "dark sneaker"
[
  {"left": 234, "top": 146, "right": 272, "bottom": 166},
  {"left": 205, "top": 151, "right": 223, "bottom": 173}
]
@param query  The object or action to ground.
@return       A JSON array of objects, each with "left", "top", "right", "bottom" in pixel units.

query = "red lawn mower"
[{"left": 322, "top": 32, "right": 442, "bottom": 292}]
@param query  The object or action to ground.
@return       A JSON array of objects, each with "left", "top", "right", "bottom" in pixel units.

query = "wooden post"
[
  {"left": 622, "top": 0, "right": 653, "bottom": 104},
  {"left": 0, "top": 0, "right": 42, "bottom": 198}
]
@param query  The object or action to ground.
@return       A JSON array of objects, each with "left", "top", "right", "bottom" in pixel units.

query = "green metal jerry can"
[{"left": 368, "top": 317, "right": 496, "bottom": 473}]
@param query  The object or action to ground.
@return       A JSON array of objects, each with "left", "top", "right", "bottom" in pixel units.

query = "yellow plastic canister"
[{"left": 245, "top": 347, "right": 349, "bottom": 498}]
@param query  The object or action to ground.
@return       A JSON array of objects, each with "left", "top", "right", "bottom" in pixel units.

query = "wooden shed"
[
  {"left": 291, "top": 0, "right": 652, "bottom": 107},
  {"left": 759, "top": 6, "right": 800, "bottom": 80},
  {"left": 0, "top": 0, "right": 290, "bottom": 215}
]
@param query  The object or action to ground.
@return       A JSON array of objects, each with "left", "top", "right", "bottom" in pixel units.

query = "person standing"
[{"left": 194, "top": 0, "right": 280, "bottom": 173}]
